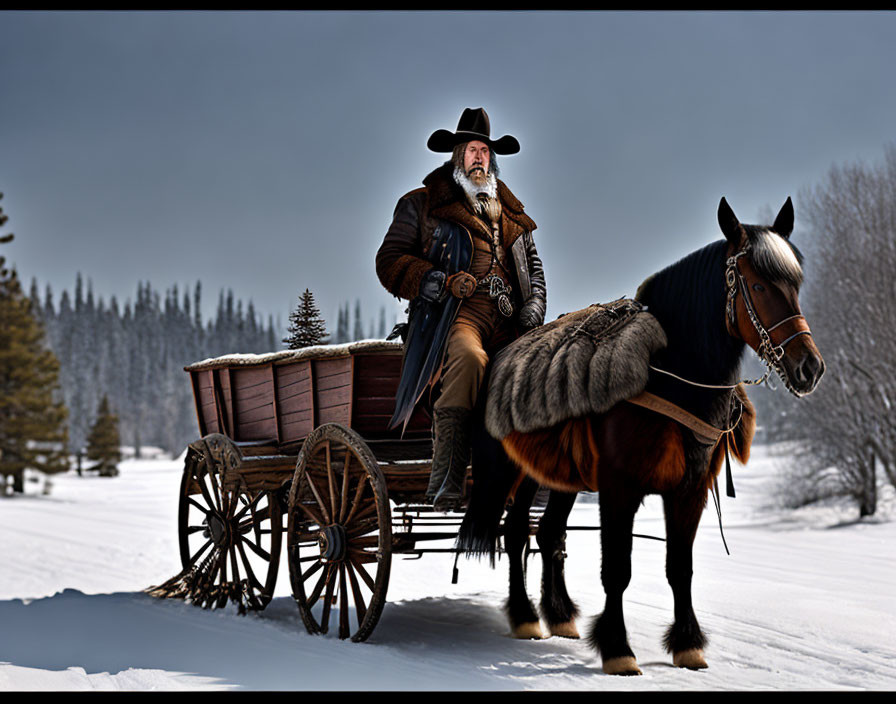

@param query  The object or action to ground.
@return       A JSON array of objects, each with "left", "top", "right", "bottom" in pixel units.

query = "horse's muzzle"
[{"left": 783, "top": 347, "right": 825, "bottom": 396}]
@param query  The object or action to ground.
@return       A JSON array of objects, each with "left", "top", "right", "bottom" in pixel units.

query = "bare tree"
[{"left": 768, "top": 146, "right": 896, "bottom": 517}]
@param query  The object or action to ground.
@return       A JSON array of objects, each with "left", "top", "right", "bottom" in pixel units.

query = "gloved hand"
[
  {"left": 419, "top": 269, "right": 447, "bottom": 303},
  {"left": 446, "top": 272, "right": 477, "bottom": 298},
  {"left": 517, "top": 298, "right": 544, "bottom": 331}
]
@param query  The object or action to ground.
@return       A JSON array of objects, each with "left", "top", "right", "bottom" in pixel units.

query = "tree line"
[{"left": 26, "top": 276, "right": 281, "bottom": 459}]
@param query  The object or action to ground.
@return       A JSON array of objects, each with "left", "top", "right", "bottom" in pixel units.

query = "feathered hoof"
[
  {"left": 673, "top": 648, "right": 708, "bottom": 670},
  {"left": 511, "top": 621, "right": 544, "bottom": 639},
  {"left": 602, "top": 656, "right": 642, "bottom": 676},
  {"left": 548, "top": 620, "right": 580, "bottom": 639}
]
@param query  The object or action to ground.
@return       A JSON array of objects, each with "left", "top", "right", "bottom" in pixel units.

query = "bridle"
[
  {"left": 648, "top": 241, "right": 814, "bottom": 397},
  {"left": 724, "top": 243, "right": 813, "bottom": 397}
]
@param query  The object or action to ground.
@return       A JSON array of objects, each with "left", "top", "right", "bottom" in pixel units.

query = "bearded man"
[{"left": 376, "top": 107, "right": 547, "bottom": 511}]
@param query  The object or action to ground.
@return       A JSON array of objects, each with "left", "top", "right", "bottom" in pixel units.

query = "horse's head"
[{"left": 717, "top": 197, "right": 825, "bottom": 396}]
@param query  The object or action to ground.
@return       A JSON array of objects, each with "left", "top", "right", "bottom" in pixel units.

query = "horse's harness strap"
[
  {"left": 625, "top": 391, "right": 724, "bottom": 445},
  {"left": 725, "top": 247, "right": 812, "bottom": 362}
]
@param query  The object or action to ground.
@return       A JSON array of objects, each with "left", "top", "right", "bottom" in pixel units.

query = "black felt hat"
[{"left": 427, "top": 107, "right": 520, "bottom": 155}]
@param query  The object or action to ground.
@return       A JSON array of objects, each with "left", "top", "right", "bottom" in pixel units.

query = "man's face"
[{"left": 463, "top": 140, "right": 490, "bottom": 185}]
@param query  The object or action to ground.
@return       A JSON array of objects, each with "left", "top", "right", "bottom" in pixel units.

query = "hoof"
[
  {"left": 548, "top": 620, "right": 580, "bottom": 639},
  {"left": 511, "top": 621, "right": 544, "bottom": 639},
  {"left": 673, "top": 648, "right": 708, "bottom": 670},
  {"left": 602, "top": 656, "right": 642, "bottom": 676}
]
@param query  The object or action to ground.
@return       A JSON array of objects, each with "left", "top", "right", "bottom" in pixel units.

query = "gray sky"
[{"left": 2, "top": 11, "right": 895, "bottom": 337}]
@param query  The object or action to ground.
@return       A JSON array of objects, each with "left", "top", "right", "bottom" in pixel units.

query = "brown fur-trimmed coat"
[{"left": 375, "top": 163, "right": 546, "bottom": 320}]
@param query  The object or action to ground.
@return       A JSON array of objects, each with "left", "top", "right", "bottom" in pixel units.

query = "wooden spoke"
[
  {"left": 320, "top": 567, "right": 336, "bottom": 634},
  {"left": 241, "top": 535, "right": 272, "bottom": 561},
  {"left": 229, "top": 545, "right": 241, "bottom": 588},
  {"left": 349, "top": 535, "right": 381, "bottom": 548},
  {"left": 343, "top": 474, "right": 370, "bottom": 526},
  {"left": 194, "top": 467, "right": 219, "bottom": 514},
  {"left": 233, "top": 490, "right": 264, "bottom": 523},
  {"left": 301, "top": 560, "right": 324, "bottom": 583},
  {"left": 187, "top": 497, "right": 210, "bottom": 513},
  {"left": 345, "top": 517, "right": 380, "bottom": 538},
  {"left": 236, "top": 541, "right": 266, "bottom": 593},
  {"left": 307, "top": 565, "right": 331, "bottom": 610},
  {"left": 348, "top": 500, "right": 378, "bottom": 526},
  {"left": 347, "top": 547, "right": 378, "bottom": 564},
  {"left": 186, "top": 538, "right": 214, "bottom": 568},
  {"left": 304, "top": 471, "right": 332, "bottom": 525},
  {"left": 294, "top": 499, "right": 326, "bottom": 528},
  {"left": 294, "top": 554, "right": 323, "bottom": 564},
  {"left": 339, "top": 564, "right": 350, "bottom": 640},
  {"left": 325, "top": 441, "right": 338, "bottom": 521},
  {"left": 348, "top": 555, "right": 376, "bottom": 592},
  {"left": 204, "top": 461, "right": 223, "bottom": 512},
  {"left": 339, "top": 451, "right": 352, "bottom": 523},
  {"left": 345, "top": 561, "right": 368, "bottom": 626}
]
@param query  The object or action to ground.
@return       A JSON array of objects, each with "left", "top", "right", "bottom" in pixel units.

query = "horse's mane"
[{"left": 636, "top": 239, "right": 744, "bottom": 392}]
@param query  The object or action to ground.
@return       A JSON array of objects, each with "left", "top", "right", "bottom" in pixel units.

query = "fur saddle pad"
[{"left": 485, "top": 298, "right": 667, "bottom": 439}]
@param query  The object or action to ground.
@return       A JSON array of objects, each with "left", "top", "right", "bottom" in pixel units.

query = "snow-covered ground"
[{"left": 1, "top": 444, "right": 894, "bottom": 691}]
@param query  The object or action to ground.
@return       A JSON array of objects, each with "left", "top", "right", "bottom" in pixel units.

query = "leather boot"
[{"left": 425, "top": 407, "right": 473, "bottom": 511}]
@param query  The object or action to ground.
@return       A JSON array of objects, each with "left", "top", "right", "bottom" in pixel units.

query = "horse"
[{"left": 459, "top": 196, "right": 825, "bottom": 675}]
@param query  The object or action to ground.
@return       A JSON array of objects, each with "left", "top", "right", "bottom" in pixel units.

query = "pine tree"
[
  {"left": 0, "top": 194, "right": 70, "bottom": 494},
  {"left": 86, "top": 394, "right": 121, "bottom": 477},
  {"left": 353, "top": 299, "right": 363, "bottom": 341},
  {"left": 283, "top": 289, "right": 328, "bottom": 349}
]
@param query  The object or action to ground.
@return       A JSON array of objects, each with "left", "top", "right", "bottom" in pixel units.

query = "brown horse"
[{"left": 460, "top": 197, "right": 824, "bottom": 674}]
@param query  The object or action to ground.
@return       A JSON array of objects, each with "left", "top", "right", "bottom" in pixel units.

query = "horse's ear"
[
  {"left": 718, "top": 197, "right": 742, "bottom": 244},
  {"left": 773, "top": 197, "right": 794, "bottom": 239}
]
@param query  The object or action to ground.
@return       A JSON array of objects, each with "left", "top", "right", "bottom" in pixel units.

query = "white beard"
[{"left": 453, "top": 165, "right": 497, "bottom": 201}]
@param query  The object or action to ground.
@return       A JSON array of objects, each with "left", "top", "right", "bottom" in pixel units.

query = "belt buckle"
[{"left": 479, "top": 274, "right": 514, "bottom": 318}]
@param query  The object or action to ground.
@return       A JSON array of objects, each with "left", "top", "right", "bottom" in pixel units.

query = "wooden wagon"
[{"left": 168, "top": 340, "right": 495, "bottom": 642}]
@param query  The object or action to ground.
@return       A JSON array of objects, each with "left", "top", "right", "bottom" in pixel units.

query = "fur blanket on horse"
[{"left": 485, "top": 299, "right": 667, "bottom": 440}]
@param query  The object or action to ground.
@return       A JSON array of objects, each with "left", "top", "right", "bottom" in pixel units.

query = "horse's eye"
[{"left": 752, "top": 283, "right": 766, "bottom": 293}]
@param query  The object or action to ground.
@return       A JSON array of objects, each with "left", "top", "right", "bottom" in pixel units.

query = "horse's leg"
[
  {"left": 662, "top": 486, "right": 709, "bottom": 669},
  {"left": 589, "top": 483, "right": 643, "bottom": 675},
  {"left": 536, "top": 490, "right": 580, "bottom": 638},
  {"left": 503, "top": 476, "right": 543, "bottom": 639}
]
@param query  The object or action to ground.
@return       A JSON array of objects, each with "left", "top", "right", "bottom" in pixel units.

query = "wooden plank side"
[
  {"left": 189, "top": 371, "right": 207, "bottom": 437},
  {"left": 277, "top": 388, "right": 312, "bottom": 415},
  {"left": 270, "top": 364, "right": 281, "bottom": 445},
  {"left": 195, "top": 370, "right": 215, "bottom": 434},
  {"left": 312, "top": 358, "right": 350, "bottom": 429},
  {"left": 351, "top": 352, "right": 403, "bottom": 437},
  {"left": 232, "top": 366, "right": 275, "bottom": 442},
  {"left": 220, "top": 369, "right": 234, "bottom": 438},
  {"left": 281, "top": 416, "right": 314, "bottom": 442}
]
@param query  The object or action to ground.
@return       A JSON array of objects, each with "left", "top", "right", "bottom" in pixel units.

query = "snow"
[{"left": 1, "top": 445, "right": 895, "bottom": 691}]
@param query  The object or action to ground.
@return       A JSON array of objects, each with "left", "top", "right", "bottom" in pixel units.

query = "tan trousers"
[{"left": 434, "top": 293, "right": 516, "bottom": 411}]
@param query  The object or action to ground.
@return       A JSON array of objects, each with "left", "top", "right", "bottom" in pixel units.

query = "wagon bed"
[{"left": 186, "top": 340, "right": 431, "bottom": 452}]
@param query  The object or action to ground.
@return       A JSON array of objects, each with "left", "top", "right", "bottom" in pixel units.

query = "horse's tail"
[{"left": 457, "top": 424, "right": 520, "bottom": 566}]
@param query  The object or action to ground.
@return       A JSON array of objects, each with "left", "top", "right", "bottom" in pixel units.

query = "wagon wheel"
[
  {"left": 287, "top": 423, "right": 392, "bottom": 642},
  {"left": 177, "top": 433, "right": 283, "bottom": 613}
]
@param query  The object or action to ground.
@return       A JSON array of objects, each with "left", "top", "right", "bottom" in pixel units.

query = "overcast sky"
[{"left": 2, "top": 11, "right": 895, "bottom": 338}]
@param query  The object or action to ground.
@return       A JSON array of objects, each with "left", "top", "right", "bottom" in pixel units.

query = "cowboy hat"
[{"left": 426, "top": 107, "right": 520, "bottom": 155}]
